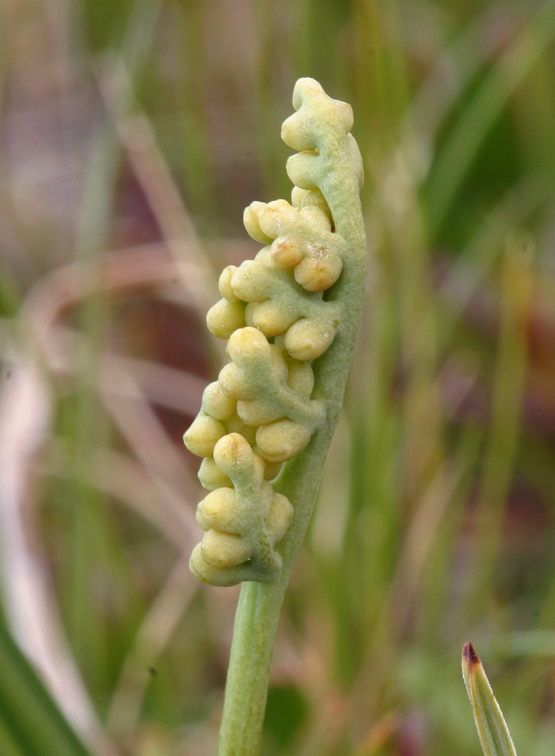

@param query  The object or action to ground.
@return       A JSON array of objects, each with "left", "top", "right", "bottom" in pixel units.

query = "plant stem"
[{"left": 218, "top": 198, "right": 366, "bottom": 755}]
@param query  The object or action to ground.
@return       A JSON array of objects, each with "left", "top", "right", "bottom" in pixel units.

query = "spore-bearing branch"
[{"left": 184, "top": 77, "right": 363, "bottom": 587}]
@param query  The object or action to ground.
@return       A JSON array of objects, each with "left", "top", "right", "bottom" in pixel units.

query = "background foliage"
[{"left": 1, "top": 0, "right": 555, "bottom": 754}]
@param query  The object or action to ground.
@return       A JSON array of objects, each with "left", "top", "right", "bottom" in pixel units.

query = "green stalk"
[
  {"left": 219, "top": 334, "right": 366, "bottom": 752},
  {"left": 218, "top": 142, "right": 366, "bottom": 756},
  {"left": 184, "top": 79, "right": 366, "bottom": 756}
]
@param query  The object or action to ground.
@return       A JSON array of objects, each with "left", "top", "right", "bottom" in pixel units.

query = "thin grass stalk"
[
  {"left": 463, "top": 235, "right": 533, "bottom": 619},
  {"left": 425, "top": 1, "right": 555, "bottom": 237}
]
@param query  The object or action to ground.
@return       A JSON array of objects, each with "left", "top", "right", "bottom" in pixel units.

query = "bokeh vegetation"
[{"left": 1, "top": 0, "right": 555, "bottom": 754}]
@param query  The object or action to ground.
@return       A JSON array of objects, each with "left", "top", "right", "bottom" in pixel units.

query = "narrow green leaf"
[
  {"left": 0, "top": 708, "right": 28, "bottom": 756},
  {"left": 462, "top": 643, "right": 518, "bottom": 756},
  {"left": 0, "top": 622, "right": 94, "bottom": 756}
]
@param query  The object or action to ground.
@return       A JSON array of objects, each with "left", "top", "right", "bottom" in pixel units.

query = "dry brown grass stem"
[
  {"left": 0, "top": 346, "right": 118, "bottom": 756},
  {"left": 97, "top": 56, "right": 219, "bottom": 321},
  {"left": 0, "top": 242, "right": 211, "bottom": 755}
]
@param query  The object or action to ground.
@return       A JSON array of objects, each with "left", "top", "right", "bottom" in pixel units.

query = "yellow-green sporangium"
[{"left": 184, "top": 78, "right": 366, "bottom": 591}]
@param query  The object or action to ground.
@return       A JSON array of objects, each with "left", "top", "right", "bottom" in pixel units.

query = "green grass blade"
[
  {"left": 0, "top": 622, "right": 93, "bottom": 756},
  {"left": 426, "top": 0, "right": 555, "bottom": 237},
  {"left": 462, "top": 643, "right": 518, "bottom": 756}
]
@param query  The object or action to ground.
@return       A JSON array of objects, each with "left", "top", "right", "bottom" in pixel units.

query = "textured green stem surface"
[{"left": 218, "top": 192, "right": 366, "bottom": 756}]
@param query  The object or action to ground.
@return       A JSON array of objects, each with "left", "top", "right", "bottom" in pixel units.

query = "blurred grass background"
[{"left": 1, "top": 0, "right": 555, "bottom": 754}]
